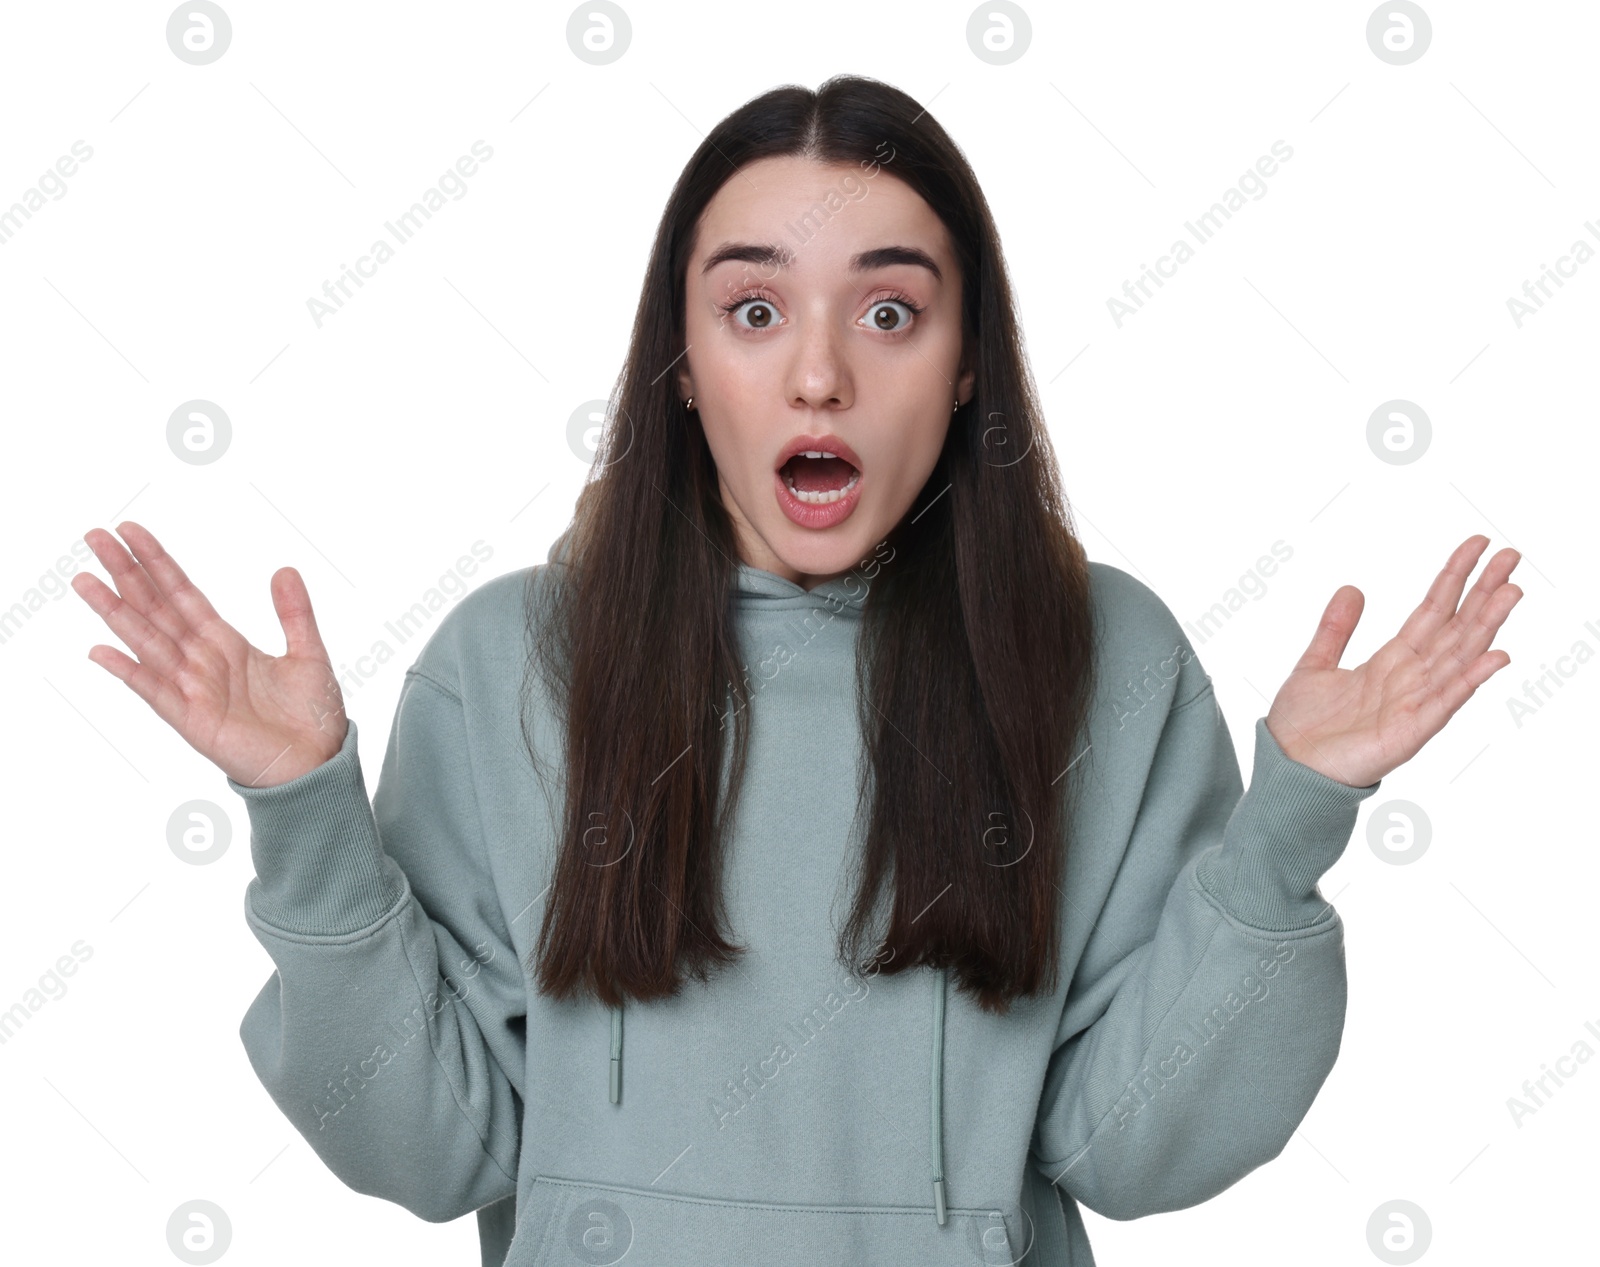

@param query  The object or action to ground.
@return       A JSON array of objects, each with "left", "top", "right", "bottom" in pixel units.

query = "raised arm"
[{"left": 73, "top": 521, "right": 524, "bottom": 1221}]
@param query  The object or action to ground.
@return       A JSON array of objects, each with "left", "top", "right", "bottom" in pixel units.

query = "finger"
[
  {"left": 271, "top": 566, "right": 332, "bottom": 663},
  {"left": 80, "top": 526, "right": 186, "bottom": 648},
  {"left": 1447, "top": 546, "right": 1521, "bottom": 636},
  {"left": 1463, "top": 647, "right": 1513, "bottom": 693},
  {"left": 113, "top": 520, "right": 226, "bottom": 641},
  {"left": 1416, "top": 647, "right": 1512, "bottom": 738},
  {"left": 1293, "top": 584, "right": 1363, "bottom": 673},
  {"left": 71, "top": 568, "right": 188, "bottom": 682},
  {"left": 1436, "top": 581, "right": 1523, "bottom": 679},
  {"left": 83, "top": 523, "right": 196, "bottom": 646},
  {"left": 86, "top": 642, "right": 193, "bottom": 733},
  {"left": 1394, "top": 534, "right": 1489, "bottom": 652}
]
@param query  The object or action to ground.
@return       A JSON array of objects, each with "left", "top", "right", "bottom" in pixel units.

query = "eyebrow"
[{"left": 699, "top": 241, "right": 942, "bottom": 283}]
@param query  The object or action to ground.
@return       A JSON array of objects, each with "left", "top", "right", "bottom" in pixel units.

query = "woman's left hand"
[{"left": 1265, "top": 534, "right": 1523, "bottom": 787}]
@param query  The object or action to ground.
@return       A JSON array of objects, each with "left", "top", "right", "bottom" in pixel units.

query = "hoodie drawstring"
[
  {"left": 931, "top": 964, "right": 948, "bottom": 1225},
  {"left": 606, "top": 968, "right": 951, "bottom": 1228},
  {"left": 609, "top": 1000, "right": 623, "bottom": 1104}
]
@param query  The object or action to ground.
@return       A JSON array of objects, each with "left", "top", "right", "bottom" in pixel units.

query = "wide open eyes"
[{"left": 716, "top": 289, "right": 926, "bottom": 334}]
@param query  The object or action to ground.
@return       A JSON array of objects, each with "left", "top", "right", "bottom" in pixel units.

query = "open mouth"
[{"left": 778, "top": 451, "right": 862, "bottom": 505}]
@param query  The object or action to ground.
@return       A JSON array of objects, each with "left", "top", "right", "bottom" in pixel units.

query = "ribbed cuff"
[
  {"left": 1194, "top": 716, "right": 1382, "bottom": 931},
  {"left": 226, "top": 717, "right": 408, "bottom": 936}
]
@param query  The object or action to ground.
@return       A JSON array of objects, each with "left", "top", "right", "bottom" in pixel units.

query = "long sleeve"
[
  {"left": 1029, "top": 683, "right": 1381, "bottom": 1221},
  {"left": 231, "top": 669, "right": 524, "bottom": 1224}
]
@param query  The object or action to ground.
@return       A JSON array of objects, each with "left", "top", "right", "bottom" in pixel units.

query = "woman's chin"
[{"left": 754, "top": 529, "right": 867, "bottom": 589}]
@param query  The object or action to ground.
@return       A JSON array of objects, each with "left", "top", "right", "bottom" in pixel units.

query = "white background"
[{"left": 0, "top": 1, "right": 1593, "bottom": 1263}]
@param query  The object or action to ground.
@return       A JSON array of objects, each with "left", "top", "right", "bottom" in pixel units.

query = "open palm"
[
  {"left": 1265, "top": 534, "right": 1523, "bottom": 788},
  {"left": 73, "top": 520, "right": 347, "bottom": 788}
]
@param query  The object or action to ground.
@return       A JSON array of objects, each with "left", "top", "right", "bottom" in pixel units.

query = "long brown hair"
[{"left": 520, "top": 74, "right": 1096, "bottom": 1015}]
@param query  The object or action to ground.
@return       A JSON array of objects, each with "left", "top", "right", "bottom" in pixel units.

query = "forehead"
[{"left": 691, "top": 154, "right": 951, "bottom": 272}]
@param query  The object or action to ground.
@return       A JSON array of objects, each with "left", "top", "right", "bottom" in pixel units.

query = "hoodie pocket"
[{"left": 507, "top": 1173, "right": 1031, "bottom": 1266}]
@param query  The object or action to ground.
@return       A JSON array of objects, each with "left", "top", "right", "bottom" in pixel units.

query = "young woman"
[{"left": 74, "top": 76, "right": 1520, "bottom": 1267}]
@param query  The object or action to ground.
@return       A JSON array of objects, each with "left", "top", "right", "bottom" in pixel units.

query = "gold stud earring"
[{"left": 685, "top": 396, "right": 695, "bottom": 410}]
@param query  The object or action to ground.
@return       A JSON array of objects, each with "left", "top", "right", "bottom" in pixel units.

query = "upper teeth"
[{"left": 801, "top": 450, "right": 837, "bottom": 459}]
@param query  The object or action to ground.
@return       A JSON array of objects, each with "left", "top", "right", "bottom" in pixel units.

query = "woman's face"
[{"left": 678, "top": 155, "right": 973, "bottom": 591}]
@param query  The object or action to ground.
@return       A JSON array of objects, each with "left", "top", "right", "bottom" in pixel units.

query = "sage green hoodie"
[{"left": 231, "top": 529, "right": 1380, "bottom": 1265}]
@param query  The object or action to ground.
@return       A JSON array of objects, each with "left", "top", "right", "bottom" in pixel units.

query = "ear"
[
  {"left": 676, "top": 361, "right": 694, "bottom": 403},
  {"left": 955, "top": 344, "right": 976, "bottom": 407}
]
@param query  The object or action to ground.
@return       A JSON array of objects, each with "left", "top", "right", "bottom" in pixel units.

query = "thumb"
[
  {"left": 1293, "top": 584, "right": 1363, "bottom": 673},
  {"left": 270, "top": 566, "right": 331, "bottom": 663}
]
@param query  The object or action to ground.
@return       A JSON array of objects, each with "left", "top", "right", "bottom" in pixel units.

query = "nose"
[{"left": 784, "top": 303, "right": 852, "bottom": 411}]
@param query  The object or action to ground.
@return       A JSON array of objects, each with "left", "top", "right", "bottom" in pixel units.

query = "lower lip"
[{"left": 773, "top": 464, "right": 864, "bottom": 529}]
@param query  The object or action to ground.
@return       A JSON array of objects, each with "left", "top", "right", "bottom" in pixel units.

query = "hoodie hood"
[{"left": 545, "top": 520, "right": 873, "bottom": 618}]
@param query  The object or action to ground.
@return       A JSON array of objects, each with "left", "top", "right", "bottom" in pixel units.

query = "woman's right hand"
[{"left": 73, "top": 520, "right": 348, "bottom": 788}]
